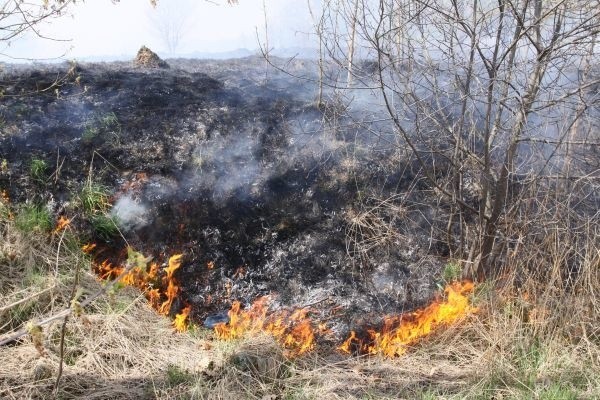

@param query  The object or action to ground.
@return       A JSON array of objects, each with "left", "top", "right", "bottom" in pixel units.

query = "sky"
[{"left": 0, "top": 0, "right": 317, "bottom": 62}]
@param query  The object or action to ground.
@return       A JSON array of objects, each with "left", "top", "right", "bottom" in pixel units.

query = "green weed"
[
  {"left": 81, "top": 125, "right": 99, "bottom": 143},
  {"left": 539, "top": 383, "right": 578, "bottom": 400},
  {"left": 89, "top": 213, "right": 119, "bottom": 240},
  {"left": 166, "top": 364, "right": 194, "bottom": 387},
  {"left": 82, "top": 112, "right": 121, "bottom": 144},
  {"left": 15, "top": 204, "right": 52, "bottom": 232},
  {"left": 441, "top": 262, "right": 462, "bottom": 284},
  {"left": 29, "top": 158, "right": 48, "bottom": 183},
  {"left": 79, "top": 183, "right": 111, "bottom": 214}
]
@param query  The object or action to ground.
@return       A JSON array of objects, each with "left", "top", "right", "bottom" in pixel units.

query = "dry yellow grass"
[{"left": 0, "top": 201, "right": 598, "bottom": 399}]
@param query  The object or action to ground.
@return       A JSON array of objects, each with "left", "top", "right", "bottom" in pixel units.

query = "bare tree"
[
  {"left": 147, "top": 0, "right": 198, "bottom": 55},
  {"left": 316, "top": 0, "right": 600, "bottom": 280},
  {"left": 0, "top": 0, "right": 75, "bottom": 58}
]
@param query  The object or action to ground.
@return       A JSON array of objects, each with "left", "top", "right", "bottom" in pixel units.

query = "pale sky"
[{"left": 1, "top": 0, "right": 316, "bottom": 62}]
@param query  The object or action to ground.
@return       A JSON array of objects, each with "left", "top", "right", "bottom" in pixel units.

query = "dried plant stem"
[
  {"left": 0, "top": 260, "right": 136, "bottom": 347},
  {"left": 0, "top": 286, "right": 56, "bottom": 314}
]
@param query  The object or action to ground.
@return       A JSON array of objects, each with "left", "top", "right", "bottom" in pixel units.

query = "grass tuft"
[
  {"left": 14, "top": 204, "right": 51, "bottom": 233},
  {"left": 28, "top": 158, "right": 48, "bottom": 183},
  {"left": 78, "top": 183, "right": 111, "bottom": 215}
]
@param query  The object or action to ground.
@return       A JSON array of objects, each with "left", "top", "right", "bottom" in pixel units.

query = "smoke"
[
  {"left": 181, "top": 107, "right": 363, "bottom": 204},
  {"left": 186, "top": 131, "right": 266, "bottom": 201},
  {"left": 111, "top": 195, "right": 151, "bottom": 231}
]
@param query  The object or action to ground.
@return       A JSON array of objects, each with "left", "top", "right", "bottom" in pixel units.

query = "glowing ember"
[
  {"left": 53, "top": 216, "right": 71, "bottom": 233},
  {"left": 214, "top": 296, "right": 318, "bottom": 355},
  {"left": 339, "top": 281, "right": 477, "bottom": 357}
]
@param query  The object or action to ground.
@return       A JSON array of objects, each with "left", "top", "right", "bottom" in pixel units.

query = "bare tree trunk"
[
  {"left": 346, "top": 0, "right": 359, "bottom": 87},
  {"left": 308, "top": 0, "right": 325, "bottom": 107}
]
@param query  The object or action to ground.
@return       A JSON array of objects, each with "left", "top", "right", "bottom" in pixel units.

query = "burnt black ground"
[{"left": 0, "top": 57, "right": 447, "bottom": 338}]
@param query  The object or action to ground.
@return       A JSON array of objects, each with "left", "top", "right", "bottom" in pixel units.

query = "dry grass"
[
  {"left": 0, "top": 198, "right": 598, "bottom": 399},
  {"left": 0, "top": 216, "right": 214, "bottom": 399},
  {"left": 344, "top": 194, "right": 408, "bottom": 259}
]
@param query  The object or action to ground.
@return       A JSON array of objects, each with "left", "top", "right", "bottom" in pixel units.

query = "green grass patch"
[
  {"left": 29, "top": 158, "right": 48, "bottom": 183},
  {"left": 166, "top": 364, "right": 195, "bottom": 387},
  {"left": 90, "top": 213, "right": 119, "bottom": 240},
  {"left": 14, "top": 204, "right": 52, "bottom": 232},
  {"left": 79, "top": 183, "right": 111, "bottom": 214}
]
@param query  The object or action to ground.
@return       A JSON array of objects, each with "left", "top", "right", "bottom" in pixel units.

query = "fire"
[
  {"left": 214, "top": 296, "right": 317, "bottom": 355},
  {"left": 82, "top": 243, "right": 97, "bottom": 254},
  {"left": 339, "top": 281, "right": 477, "bottom": 357},
  {"left": 92, "top": 250, "right": 189, "bottom": 330},
  {"left": 173, "top": 305, "right": 191, "bottom": 332},
  {"left": 90, "top": 246, "right": 477, "bottom": 355},
  {"left": 53, "top": 215, "right": 71, "bottom": 233}
]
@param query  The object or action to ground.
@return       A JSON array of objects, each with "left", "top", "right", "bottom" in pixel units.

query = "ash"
[{"left": 0, "top": 56, "right": 450, "bottom": 336}]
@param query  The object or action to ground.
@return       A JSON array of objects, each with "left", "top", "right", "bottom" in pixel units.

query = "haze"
[{"left": 0, "top": 0, "right": 315, "bottom": 62}]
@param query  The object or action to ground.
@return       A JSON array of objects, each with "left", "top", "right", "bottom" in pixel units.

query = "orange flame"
[
  {"left": 173, "top": 305, "right": 192, "bottom": 332},
  {"left": 82, "top": 243, "right": 97, "bottom": 254},
  {"left": 164, "top": 254, "right": 182, "bottom": 280},
  {"left": 92, "top": 251, "right": 189, "bottom": 331},
  {"left": 339, "top": 281, "right": 477, "bottom": 357},
  {"left": 53, "top": 216, "right": 71, "bottom": 234},
  {"left": 214, "top": 296, "right": 317, "bottom": 355}
]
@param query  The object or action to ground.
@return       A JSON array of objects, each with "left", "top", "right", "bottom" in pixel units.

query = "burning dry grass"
[
  {"left": 0, "top": 263, "right": 215, "bottom": 399},
  {"left": 214, "top": 296, "right": 320, "bottom": 356},
  {"left": 190, "top": 289, "right": 598, "bottom": 399},
  {"left": 0, "top": 213, "right": 213, "bottom": 399},
  {"left": 1, "top": 196, "right": 598, "bottom": 399}
]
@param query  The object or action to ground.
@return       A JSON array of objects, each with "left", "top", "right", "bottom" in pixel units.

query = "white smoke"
[{"left": 111, "top": 195, "right": 151, "bottom": 231}]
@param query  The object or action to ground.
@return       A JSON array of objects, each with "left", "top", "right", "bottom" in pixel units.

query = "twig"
[
  {"left": 0, "top": 259, "right": 137, "bottom": 347},
  {"left": 53, "top": 230, "right": 81, "bottom": 396},
  {"left": 0, "top": 286, "right": 57, "bottom": 314}
]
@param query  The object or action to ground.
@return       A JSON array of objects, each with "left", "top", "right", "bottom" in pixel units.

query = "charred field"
[
  {"left": 0, "top": 57, "right": 449, "bottom": 334},
  {"left": 1, "top": 56, "right": 598, "bottom": 400}
]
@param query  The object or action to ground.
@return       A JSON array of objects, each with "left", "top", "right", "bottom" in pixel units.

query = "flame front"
[
  {"left": 214, "top": 297, "right": 317, "bottom": 355},
  {"left": 339, "top": 281, "right": 477, "bottom": 357},
  {"left": 93, "top": 250, "right": 187, "bottom": 329},
  {"left": 92, "top": 248, "right": 476, "bottom": 355}
]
